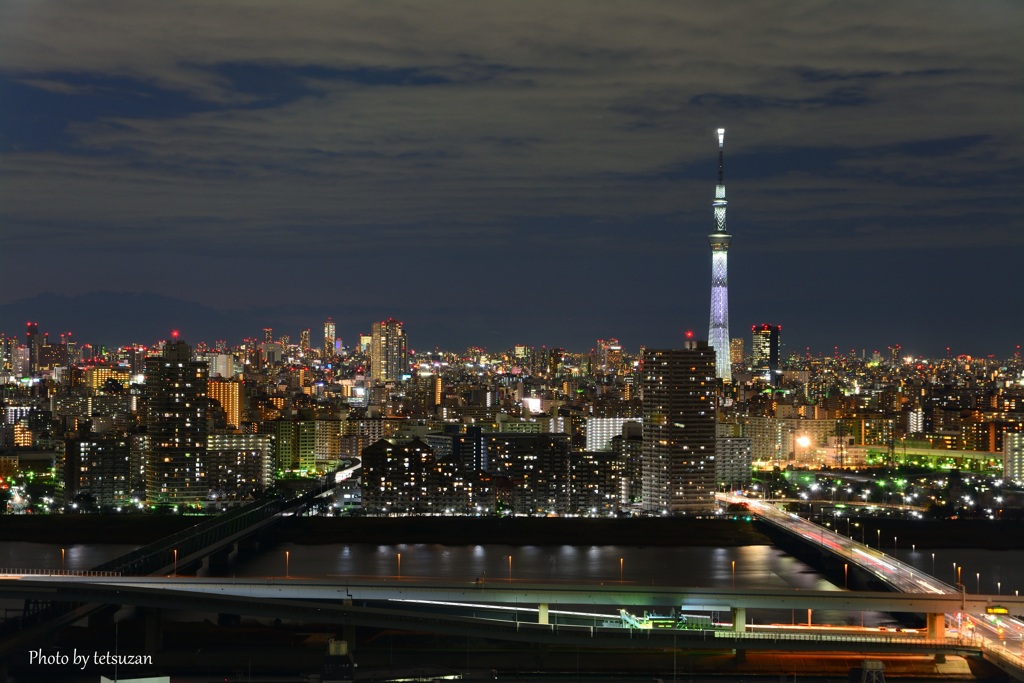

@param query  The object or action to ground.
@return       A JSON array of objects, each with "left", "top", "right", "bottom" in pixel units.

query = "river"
[{"left": 6, "top": 541, "right": 1022, "bottom": 626}]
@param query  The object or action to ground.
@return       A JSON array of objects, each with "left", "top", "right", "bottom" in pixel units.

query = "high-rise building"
[
  {"left": 729, "top": 338, "right": 744, "bottom": 370},
  {"left": 707, "top": 128, "right": 732, "bottom": 381},
  {"left": 144, "top": 339, "right": 209, "bottom": 505},
  {"left": 197, "top": 352, "right": 234, "bottom": 378},
  {"left": 64, "top": 435, "right": 132, "bottom": 507},
  {"left": 369, "top": 318, "right": 408, "bottom": 383},
  {"left": 585, "top": 417, "right": 639, "bottom": 452},
  {"left": 26, "top": 322, "right": 40, "bottom": 375},
  {"left": 752, "top": 324, "right": 781, "bottom": 384},
  {"left": 1005, "top": 432, "right": 1024, "bottom": 481},
  {"left": 324, "top": 318, "right": 336, "bottom": 359},
  {"left": 596, "top": 338, "right": 623, "bottom": 374},
  {"left": 299, "top": 329, "right": 311, "bottom": 351},
  {"left": 206, "top": 431, "right": 274, "bottom": 495},
  {"left": 208, "top": 378, "right": 244, "bottom": 430},
  {"left": 715, "top": 436, "right": 752, "bottom": 490},
  {"left": 640, "top": 340, "right": 718, "bottom": 513}
]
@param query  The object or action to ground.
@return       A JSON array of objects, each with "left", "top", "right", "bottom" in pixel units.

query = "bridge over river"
[{"left": 2, "top": 490, "right": 1023, "bottom": 681}]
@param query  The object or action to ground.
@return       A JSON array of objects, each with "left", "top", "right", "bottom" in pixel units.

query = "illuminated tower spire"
[{"left": 708, "top": 128, "right": 732, "bottom": 380}]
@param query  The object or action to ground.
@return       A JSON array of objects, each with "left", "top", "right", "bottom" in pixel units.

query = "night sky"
[{"left": 1, "top": 1, "right": 1021, "bottom": 358}]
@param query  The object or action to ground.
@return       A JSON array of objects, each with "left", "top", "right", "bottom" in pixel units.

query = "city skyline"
[
  {"left": 2, "top": 2, "right": 1022, "bottom": 356},
  {"left": 2, "top": 295, "right": 1023, "bottom": 361}
]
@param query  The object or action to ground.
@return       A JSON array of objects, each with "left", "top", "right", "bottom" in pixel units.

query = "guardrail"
[{"left": 0, "top": 569, "right": 121, "bottom": 577}]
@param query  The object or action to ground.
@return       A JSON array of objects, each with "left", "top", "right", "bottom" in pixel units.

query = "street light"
[
  {"left": 285, "top": 550, "right": 290, "bottom": 578},
  {"left": 844, "top": 563, "right": 849, "bottom": 590},
  {"left": 61, "top": 547, "right": 65, "bottom": 573},
  {"left": 508, "top": 555, "right": 513, "bottom": 582},
  {"left": 619, "top": 557, "right": 624, "bottom": 583},
  {"left": 876, "top": 529, "right": 881, "bottom": 549},
  {"left": 732, "top": 560, "right": 736, "bottom": 589},
  {"left": 932, "top": 552, "right": 936, "bottom": 576},
  {"left": 976, "top": 572, "right": 980, "bottom": 594},
  {"left": 397, "top": 552, "right": 401, "bottom": 579},
  {"left": 173, "top": 548, "right": 178, "bottom": 577}
]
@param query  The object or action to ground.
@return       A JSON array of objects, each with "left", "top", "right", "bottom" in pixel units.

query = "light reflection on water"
[
  {"left": 0, "top": 542, "right": 138, "bottom": 572},
  {"left": 4, "top": 540, "right": 1022, "bottom": 628},
  {"left": 232, "top": 542, "right": 871, "bottom": 626}
]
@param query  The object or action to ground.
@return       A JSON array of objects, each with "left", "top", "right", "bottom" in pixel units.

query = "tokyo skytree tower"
[{"left": 708, "top": 128, "right": 732, "bottom": 381}]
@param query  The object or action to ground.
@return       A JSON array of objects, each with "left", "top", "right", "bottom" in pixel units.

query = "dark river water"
[{"left": 5, "top": 542, "right": 1022, "bottom": 626}]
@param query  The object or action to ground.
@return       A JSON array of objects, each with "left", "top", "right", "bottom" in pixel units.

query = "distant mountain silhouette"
[
  {"left": 0, "top": 290, "right": 619, "bottom": 351},
  {"left": 0, "top": 292, "right": 253, "bottom": 346},
  {"left": 0, "top": 291, "right": 469, "bottom": 350}
]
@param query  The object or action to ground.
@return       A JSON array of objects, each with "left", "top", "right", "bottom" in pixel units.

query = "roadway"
[
  {"left": 3, "top": 574, "right": 1023, "bottom": 616},
  {"left": 724, "top": 493, "right": 1024, "bottom": 678},
  {"left": 0, "top": 575, "right": 989, "bottom": 658}
]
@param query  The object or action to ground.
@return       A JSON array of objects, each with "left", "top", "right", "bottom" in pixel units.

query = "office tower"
[
  {"left": 596, "top": 338, "right": 623, "bottom": 373},
  {"left": 641, "top": 340, "right": 718, "bottom": 513},
  {"left": 62, "top": 332, "right": 77, "bottom": 365},
  {"left": 26, "top": 322, "right": 40, "bottom": 375},
  {"left": 730, "top": 338, "right": 744, "bottom": 370},
  {"left": 208, "top": 378, "right": 244, "bottom": 429},
  {"left": 369, "top": 318, "right": 408, "bottom": 383},
  {"left": 323, "top": 318, "right": 337, "bottom": 359},
  {"left": 708, "top": 128, "right": 732, "bottom": 381},
  {"left": 299, "top": 329, "right": 310, "bottom": 351},
  {"left": 0, "top": 334, "right": 11, "bottom": 372},
  {"left": 144, "top": 339, "right": 209, "bottom": 505},
  {"left": 262, "top": 341, "right": 283, "bottom": 365},
  {"left": 263, "top": 327, "right": 273, "bottom": 343},
  {"left": 751, "top": 323, "right": 781, "bottom": 384}
]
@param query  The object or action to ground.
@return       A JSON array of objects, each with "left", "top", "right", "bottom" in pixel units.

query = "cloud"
[{"left": 0, "top": 0, "right": 1021, "bottom": 353}]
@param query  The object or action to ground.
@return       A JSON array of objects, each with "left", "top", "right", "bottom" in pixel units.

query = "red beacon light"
[
  {"left": 171, "top": 330, "right": 180, "bottom": 339},
  {"left": 685, "top": 330, "right": 694, "bottom": 339}
]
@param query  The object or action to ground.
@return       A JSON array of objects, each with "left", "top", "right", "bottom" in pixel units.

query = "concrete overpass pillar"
[
  {"left": 144, "top": 608, "right": 163, "bottom": 655},
  {"left": 538, "top": 603, "right": 549, "bottom": 625},
  {"left": 927, "top": 612, "right": 945, "bottom": 641},
  {"left": 731, "top": 607, "right": 746, "bottom": 632},
  {"left": 235, "top": 538, "right": 260, "bottom": 559},
  {"left": 88, "top": 606, "right": 115, "bottom": 630},
  {"left": 343, "top": 599, "right": 356, "bottom": 651},
  {"left": 206, "top": 546, "right": 233, "bottom": 574}
]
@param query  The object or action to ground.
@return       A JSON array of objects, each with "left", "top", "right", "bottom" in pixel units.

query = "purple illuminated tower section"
[{"left": 708, "top": 128, "right": 732, "bottom": 380}]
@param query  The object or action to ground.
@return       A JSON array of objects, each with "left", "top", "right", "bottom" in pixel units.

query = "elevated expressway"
[
  {"left": 0, "top": 482, "right": 332, "bottom": 670},
  {"left": 723, "top": 493, "right": 1024, "bottom": 679},
  {"left": 0, "top": 574, "right": 1011, "bottom": 659}
]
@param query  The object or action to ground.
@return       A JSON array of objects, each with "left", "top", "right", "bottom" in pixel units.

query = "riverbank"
[{"left": 2, "top": 514, "right": 1023, "bottom": 549}]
